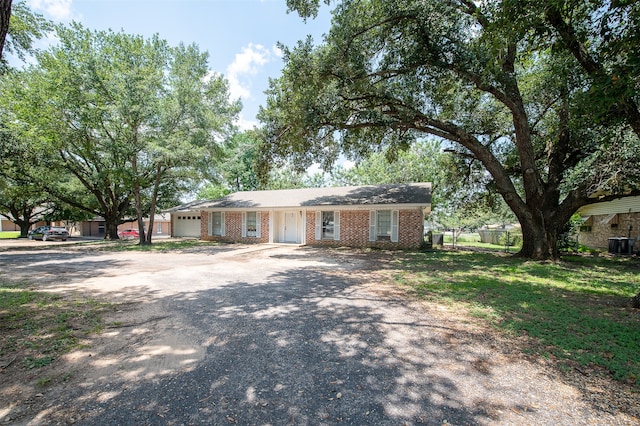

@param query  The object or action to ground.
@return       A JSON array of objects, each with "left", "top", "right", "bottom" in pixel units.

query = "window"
[
  {"left": 315, "top": 211, "right": 340, "bottom": 241},
  {"left": 242, "top": 212, "right": 261, "bottom": 238},
  {"left": 369, "top": 210, "right": 399, "bottom": 242},
  {"left": 580, "top": 225, "right": 592, "bottom": 233},
  {"left": 211, "top": 212, "right": 223, "bottom": 236},
  {"left": 376, "top": 210, "right": 392, "bottom": 240},
  {"left": 246, "top": 212, "right": 257, "bottom": 237},
  {"left": 322, "top": 211, "right": 334, "bottom": 239},
  {"left": 157, "top": 223, "right": 162, "bottom": 234}
]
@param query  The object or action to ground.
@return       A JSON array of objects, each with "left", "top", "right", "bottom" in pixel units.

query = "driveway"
[{"left": 0, "top": 243, "right": 635, "bottom": 425}]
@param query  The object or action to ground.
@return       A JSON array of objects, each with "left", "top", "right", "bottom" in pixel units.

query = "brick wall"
[
  {"left": 201, "top": 211, "right": 270, "bottom": 244},
  {"left": 578, "top": 211, "right": 640, "bottom": 251},
  {"left": 200, "top": 208, "right": 425, "bottom": 248},
  {"left": 306, "top": 208, "right": 424, "bottom": 249}
]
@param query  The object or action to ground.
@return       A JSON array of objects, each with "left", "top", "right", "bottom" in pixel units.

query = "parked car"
[
  {"left": 28, "top": 226, "right": 69, "bottom": 241},
  {"left": 118, "top": 228, "right": 140, "bottom": 239}
]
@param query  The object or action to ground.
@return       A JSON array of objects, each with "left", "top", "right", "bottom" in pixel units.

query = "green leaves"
[
  {"left": 0, "top": 22, "right": 238, "bottom": 239},
  {"left": 262, "top": 0, "right": 640, "bottom": 259}
]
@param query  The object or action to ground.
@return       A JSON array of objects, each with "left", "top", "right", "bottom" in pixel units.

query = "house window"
[
  {"left": 580, "top": 225, "right": 592, "bottom": 233},
  {"left": 242, "top": 212, "right": 261, "bottom": 238},
  {"left": 211, "top": 212, "right": 223, "bottom": 236},
  {"left": 369, "top": 210, "right": 399, "bottom": 243},
  {"left": 157, "top": 223, "right": 162, "bottom": 234},
  {"left": 315, "top": 211, "right": 340, "bottom": 241},
  {"left": 246, "top": 212, "right": 257, "bottom": 237},
  {"left": 322, "top": 211, "right": 334, "bottom": 239},
  {"left": 377, "top": 210, "right": 392, "bottom": 240}
]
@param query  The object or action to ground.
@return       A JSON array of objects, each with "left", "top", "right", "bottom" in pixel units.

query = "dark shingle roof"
[{"left": 168, "top": 183, "right": 431, "bottom": 211}]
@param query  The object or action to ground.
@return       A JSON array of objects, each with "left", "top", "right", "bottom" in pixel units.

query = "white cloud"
[
  {"left": 235, "top": 114, "right": 258, "bottom": 131},
  {"left": 272, "top": 44, "right": 283, "bottom": 58},
  {"left": 29, "top": 0, "right": 76, "bottom": 21},
  {"left": 226, "top": 43, "right": 272, "bottom": 101}
]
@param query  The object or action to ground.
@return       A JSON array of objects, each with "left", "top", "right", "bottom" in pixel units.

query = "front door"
[{"left": 284, "top": 211, "right": 297, "bottom": 242}]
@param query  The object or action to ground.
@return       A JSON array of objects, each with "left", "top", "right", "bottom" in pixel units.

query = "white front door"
[{"left": 284, "top": 211, "right": 297, "bottom": 242}]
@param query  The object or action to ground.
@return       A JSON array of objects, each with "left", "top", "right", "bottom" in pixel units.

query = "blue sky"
[{"left": 24, "top": 0, "right": 332, "bottom": 130}]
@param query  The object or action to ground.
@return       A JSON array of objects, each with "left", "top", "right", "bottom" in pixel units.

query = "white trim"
[
  {"left": 369, "top": 210, "right": 376, "bottom": 242},
  {"left": 241, "top": 212, "right": 247, "bottom": 237},
  {"left": 255, "top": 212, "right": 261, "bottom": 238},
  {"left": 315, "top": 211, "right": 322, "bottom": 240},
  {"left": 391, "top": 210, "right": 399, "bottom": 243}
]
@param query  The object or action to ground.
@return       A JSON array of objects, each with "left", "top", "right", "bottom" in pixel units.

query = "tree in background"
[
  {"left": 260, "top": 0, "right": 640, "bottom": 260},
  {"left": 0, "top": 0, "right": 12, "bottom": 60},
  {"left": 1, "top": 23, "right": 239, "bottom": 242},
  {"left": 0, "top": 0, "right": 50, "bottom": 69}
]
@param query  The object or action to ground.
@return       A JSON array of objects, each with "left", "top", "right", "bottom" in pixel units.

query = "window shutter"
[
  {"left": 391, "top": 210, "right": 399, "bottom": 243},
  {"left": 220, "top": 212, "right": 226, "bottom": 236},
  {"left": 256, "top": 212, "right": 261, "bottom": 238},
  {"left": 241, "top": 212, "right": 247, "bottom": 237},
  {"left": 334, "top": 211, "right": 340, "bottom": 241},
  {"left": 208, "top": 213, "right": 212, "bottom": 236},
  {"left": 315, "top": 211, "right": 321, "bottom": 240},
  {"left": 369, "top": 210, "right": 376, "bottom": 242}
]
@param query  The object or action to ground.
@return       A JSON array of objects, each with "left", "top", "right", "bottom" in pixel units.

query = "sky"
[{"left": 23, "top": 0, "right": 333, "bottom": 131}]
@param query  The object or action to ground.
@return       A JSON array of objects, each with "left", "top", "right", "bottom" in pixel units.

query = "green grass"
[
  {"left": 448, "top": 240, "right": 522, "bottom": 253},
  {"left": 0, "top": 231, "right": 20, "bottom": 239},
  {"left": 99, "top": 238, "right": 221, "bottom": 252},
  {"left": 0, "top": 282, "right": 114, "bottom": 375},
  {"left": 393, "top": 250, "right": 640, "bottom": 388}
]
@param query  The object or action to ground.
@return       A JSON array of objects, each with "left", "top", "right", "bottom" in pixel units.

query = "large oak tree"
[
  {"left": 259, "top": 0, "right": 640, "bottom": 259},
  {"left": 1, "top": 23, "right": 239, "bottom": 241}
]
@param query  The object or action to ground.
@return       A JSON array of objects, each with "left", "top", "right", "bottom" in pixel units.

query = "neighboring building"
[
  {"left": 168, "top": 183, "right": 432, "bottom": 249},
  {"left": 119, "top": 214, "right": 172, "bottom": 236},
  {"left": 0, "top": 217, "right": 20, "bottom": 232},
  {"left": 75, "top": 218, "right": 106, "bottom": 237},
  {"left": 75, "top": 214, "right": 172, "bottom": 237},
  {"left": 577, "top": 196, "right": 640, "bottom": 250}
]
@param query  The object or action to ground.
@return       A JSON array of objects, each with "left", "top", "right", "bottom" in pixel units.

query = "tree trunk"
[
  {"left": 519, "top": 218, "right": 559, "bottom": 260},
  {"left": 145, "top": 163, "right": 164, "bottom": 245},
  {"left": 0, "top": 0, "right": 12, "bottom": 61},
  {"left": 17, "top": 220, "right": 31, "bottom": 238},
  {"left": 103, "top": 215, "right": 121, "bottom": 240},
  {"left": 130, "top": 154, "right": 149, "bottom": 245}
]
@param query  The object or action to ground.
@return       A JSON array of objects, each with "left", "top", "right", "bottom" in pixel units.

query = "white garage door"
[{"left": 173, "top": 213, "right": 202, "bottom": 237}]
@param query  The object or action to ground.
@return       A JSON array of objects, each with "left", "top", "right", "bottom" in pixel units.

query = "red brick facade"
[
  {"left": 200, "top": 207, "right": 425, "bottom": 249},
  {"left": 201, "top": 211, "right": 270, "bottom": 244}
]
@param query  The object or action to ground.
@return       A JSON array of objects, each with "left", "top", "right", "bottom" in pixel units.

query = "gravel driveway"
[{"left": 0, "top": 243, "right": 636, "bottom": 425}]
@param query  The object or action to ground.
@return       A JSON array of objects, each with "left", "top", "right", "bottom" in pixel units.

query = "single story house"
[
  {"left": 577, "top": 195, "right": 640, "bottom": 250},
  {"left": 168, "top": 183, "right": 432, "bottom": 248}
]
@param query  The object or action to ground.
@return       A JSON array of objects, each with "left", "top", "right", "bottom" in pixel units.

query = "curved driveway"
[{"left": 0, "top": 243, "right": 633, "bottom": 425}]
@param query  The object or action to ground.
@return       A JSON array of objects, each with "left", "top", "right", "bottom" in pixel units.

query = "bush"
[{"left": 498, "top": 232, "right": 522, "bottom": 247}]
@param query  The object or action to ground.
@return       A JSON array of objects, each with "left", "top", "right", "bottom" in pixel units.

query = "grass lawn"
[
  {"left": 97, "top": 238, "right": 221, "bottom": 252},
  {"left": 393, "top": 249, "right": 640, "bottom": 388},
  {"left": 0, "top": 282, "right": 115, "bottom": 373},
  {"left": 0, "top": 231, "right": 20, "bottom": 239}
]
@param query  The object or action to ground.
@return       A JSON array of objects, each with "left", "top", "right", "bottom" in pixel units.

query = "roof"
[{"left": 167, "top": 183, "right": 432, "bottom": 211}]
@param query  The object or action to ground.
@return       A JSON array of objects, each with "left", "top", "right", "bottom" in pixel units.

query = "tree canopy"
[
  {"left": 1, "top": 23, "right": 239, "bottom": 241},
  {"left": 259, "top": 0, "right": 640, "bottom": 259}
]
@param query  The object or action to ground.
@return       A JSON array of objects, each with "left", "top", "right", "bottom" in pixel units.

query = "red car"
[{"left": 118, "top": 228, "right": 140, "bottom": 239}]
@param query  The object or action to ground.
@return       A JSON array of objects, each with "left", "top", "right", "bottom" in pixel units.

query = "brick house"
[
  {"left": 168, "top": 183, "right": 432, "bottom": 249},
  {"left": 577, "top": 195, "right": 640, "bottom": 251}
]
